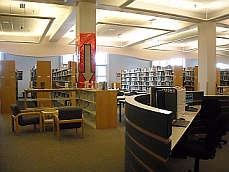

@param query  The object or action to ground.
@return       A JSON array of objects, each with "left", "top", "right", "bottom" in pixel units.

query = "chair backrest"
[
  {"left": 43, "top": 107, "right": 57, "bottom": 119},
  {"left": 117, "top": 91, "right": 124, "bottom": 96},
  {"left": 10, "top": 104, "right": 24, "bottom": 124},
  {"left": 58, "top": 106, "right": 82, "bottom": 129},
  {"left": 199, "top": 97, "right": 221, "bottom": 120},
  {"left": 10, "top": 104, "right": 21, "bottom": 116},
  {"left": 58, "top": 106, "right": 82, "bottom": 120},
  {"left": 43, "top": 107, "right": 57, "bottom": 112},
  {"left": 205, "top": 112, "right": 229, "bottom": 150}
]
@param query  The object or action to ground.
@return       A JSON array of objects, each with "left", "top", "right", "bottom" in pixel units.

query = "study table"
[{"left": 124, "top": 95, "right": 201, "bottom": 171}]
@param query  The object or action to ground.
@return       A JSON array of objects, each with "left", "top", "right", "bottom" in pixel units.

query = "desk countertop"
[{"left": 170, "top": 105, "right": 200, "bottom": 150}]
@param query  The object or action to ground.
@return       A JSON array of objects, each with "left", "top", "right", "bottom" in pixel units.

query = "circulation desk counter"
[{"left": 125, "top": 95, "right": 200, "bottom": 172}]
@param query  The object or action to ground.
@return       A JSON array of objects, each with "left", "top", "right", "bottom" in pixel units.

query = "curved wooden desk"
[{"left": 125, "top": 95, "right": 200, "bottom": 172}]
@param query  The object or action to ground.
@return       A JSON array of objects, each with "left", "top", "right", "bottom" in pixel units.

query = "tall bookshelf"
[
  {"left": 183, "top": 66, "right": 195, "bottom": 91},
  {"left": 0, "top": 60, "right": 16, "bottom": 114},
  {"left": 52, "top": 61, "right": 77, "bottom": 105},
  {"left": 220, "top": 69, "right": 229, "bottom": 86},
  {"left": 52, "top": 61, "right": 76, "bottom": 89},
  {"left": 120, "top": 65, "right": 183, "bottom": 92},
  {"left": 30, "top": 61, "right": 52, "bottom": 107}
]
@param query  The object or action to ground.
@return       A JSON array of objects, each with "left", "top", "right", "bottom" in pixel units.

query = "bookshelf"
[
  {"left": 220, "top": 69, "right": 229, "bottom": 86},
  {"left": 52, "top": 61, "right": 76, "bottom": 89},
  {"left": 30, "top": 61, "right": 52, "bottom": 107},
  {"left": 24, "top": 88, "right": 117, "bottom": 129},
  {"left": 0, "top": 60, "right": 16, "bottom": 114},
  {"left": 121, "top": 65, "right": 183, "bottom": 92},
  {"left": 183, "top": 66, "right": 195, "bottom": 91},
  {"left": 79, "top": 89, "right": 117, "bottom": 129}
]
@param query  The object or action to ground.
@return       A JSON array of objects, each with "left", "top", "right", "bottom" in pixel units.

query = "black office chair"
[
  {"left": 184, "top": 112, "right": 229, "bottom": 172},
  {"left": 117, "top": 91, "right": 125, "bottom": 107},
  {"left": 188, "top": 97, "right": 226, "bottom": 146},
  {"left": 198, "top": 97, "right": 227, "bottom": 148},
  {"left": 199, "top": 97, "right": 221, "bottom": 121}
]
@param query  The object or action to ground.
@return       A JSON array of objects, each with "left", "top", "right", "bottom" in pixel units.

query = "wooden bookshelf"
[
  {"left": 0, "top": 60, "right": 16, "bottom": 114},
  {"left": 30, "top": 61, "right": 52, "bottom": 107},
  {"left": 52, "top": 61, "right": 76, "bottom": 89},
  {"left": 24, "top": 88, "right": 117, "bottom": 129},
  {"left": 79, "top": 89, "right": 117, "bottom": 129}
]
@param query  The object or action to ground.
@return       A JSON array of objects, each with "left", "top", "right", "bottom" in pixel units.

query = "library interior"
[{"left": 1, "top": 0, "right": 229, "bottom": 172}]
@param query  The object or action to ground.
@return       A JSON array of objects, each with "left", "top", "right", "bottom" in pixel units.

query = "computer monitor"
[
  {"left": 150, "top": 86, "right": 177, "bottom": 120},
  {"left": 186, "top": 91, "right": 204, "bottom": 106},
  {"left": 186, "top": 93, "right": 193, "bottom": 104}
]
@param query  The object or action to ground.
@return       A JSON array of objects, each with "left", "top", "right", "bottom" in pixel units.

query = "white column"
[{"left": 198, "top": 21, "right": 216, "bottom": 95}]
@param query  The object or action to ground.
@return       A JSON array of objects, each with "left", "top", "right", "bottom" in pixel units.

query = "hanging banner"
[{"left": 76, "top": 33, "right": 96, "bottom": 88}]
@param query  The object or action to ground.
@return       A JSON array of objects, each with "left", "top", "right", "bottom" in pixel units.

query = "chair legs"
[
  {"left": 194, "top": 158, "right": 200, "bottom": 172},
  {"left": 39, "top": 115, "right": 43, "bottom": 133},
  {"left": 12, "top": 117, "right": 14, "bottom": 131},
  {"left": 15, "top": 118, "right": 20, "bottom": 135},
  {"left": 13, "top": 118, "right": 42, "bottom": 136},
  {"left": 54, "top": 124, "right": 84, "bottom": 140}
]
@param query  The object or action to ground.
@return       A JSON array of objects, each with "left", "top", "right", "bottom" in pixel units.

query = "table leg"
[{"left": 119, "top": 101, "right": 122, "bottom": 122}]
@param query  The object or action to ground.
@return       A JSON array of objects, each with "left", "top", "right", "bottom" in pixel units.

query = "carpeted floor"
[
  {"left": 1, "top": 107, "right": 229, "bottom": 172},
  {"left": 0, "top": 112, "right": 125, "bottom": 172}
]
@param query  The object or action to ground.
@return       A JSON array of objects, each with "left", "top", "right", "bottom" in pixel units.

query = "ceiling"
[{"left": 1, "top": 0, "right": 229, "bottom": 56}]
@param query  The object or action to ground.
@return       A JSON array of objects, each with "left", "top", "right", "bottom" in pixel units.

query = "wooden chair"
[
  {"left": 41, "top": 107, "right": 57, "bottom": 131},
  {"left": 10, "top": 104, "right": 42, "bottom": 135},
  {"left": 53, "top": 106, "right": 84, "bottom": 140}
]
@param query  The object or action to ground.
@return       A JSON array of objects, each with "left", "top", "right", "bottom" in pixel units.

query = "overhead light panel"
[{"left": 2, "top": 21, "right": 9, "bottom": 24}]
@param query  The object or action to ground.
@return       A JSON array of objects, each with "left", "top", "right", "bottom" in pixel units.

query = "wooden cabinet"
[
  {"left": 79, "top": 89, "right": 117, "bottom": 129},
  {"left": 0, "top": 60, "right": 16, "bottom": 114}
]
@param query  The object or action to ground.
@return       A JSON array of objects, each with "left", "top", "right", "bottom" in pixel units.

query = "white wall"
[{"left": 4, "top": 54, "right": 61, "bottom": 98}]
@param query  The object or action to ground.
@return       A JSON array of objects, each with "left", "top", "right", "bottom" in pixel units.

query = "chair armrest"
[
  {"left": 58, "top": 114, "right": 84, "bottom": 124},
  {"left": 13, "top": 112, "right": 42, "bottom": 119},
  {"left": 20, "top": 110, "right": 35, "bottom": 113},
  {"left": 59, "top": 119, "right": 83, "bottom": 124}
]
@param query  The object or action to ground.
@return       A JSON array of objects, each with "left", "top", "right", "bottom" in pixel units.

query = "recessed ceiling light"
[
  {"left": 20, "top": 3, "right": 25, "bottom": 8},
  {"left": 2, "top": 21, "right": 9, "bottom": 24}
]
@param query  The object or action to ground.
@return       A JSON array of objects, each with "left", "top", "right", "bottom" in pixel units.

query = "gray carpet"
[
  {"left": 1, "top": 107, "right": 229, "bottom": 172},
  {"left": 0, "top": 113, "right": 125, "bottom": 172}
]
